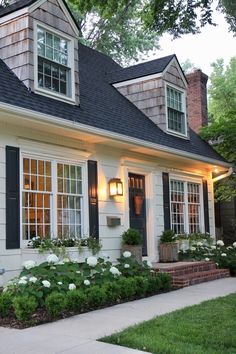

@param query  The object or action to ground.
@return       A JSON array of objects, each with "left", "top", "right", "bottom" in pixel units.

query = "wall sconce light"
[{"left": 109, "top": 178, "right": 123, "bottom": 197}]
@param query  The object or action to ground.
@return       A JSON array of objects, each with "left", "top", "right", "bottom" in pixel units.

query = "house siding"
[{"left": 0, "top": 0, "right": 79, "bottom": 104}]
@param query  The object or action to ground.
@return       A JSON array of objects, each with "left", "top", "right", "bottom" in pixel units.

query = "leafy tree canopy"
[{"left": 200, "top": 57, "right": 236, "bottom": 201}]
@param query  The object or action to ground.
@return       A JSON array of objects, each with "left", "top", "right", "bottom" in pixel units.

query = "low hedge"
[{"left": 0, "top": 273, "right": 172, "bottom": 324}]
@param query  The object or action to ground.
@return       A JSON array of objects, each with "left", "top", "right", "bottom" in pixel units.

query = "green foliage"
[
  {"left": 13, "top": 296, "right": 37, "bottom": 321},
  {"left": 0, "top": 292, "right": 12, "bottom": 317},
  {"left": 200, "top": 57, "right": 236, "bottom": 202},
  {"left": 156, "top": 272, "right": 172, "bottom": 290},
  {"left": 102, "top": 281, "right": 121, "bottom": 303},
  {"left": 66, "top": 290, "right": 86, "bottom": 312},
  {"left": 45, "top": 292, "right": 66, "bottom": 318},
  {"left": 121, "top": 228, "right": 142, "bottom": 245},
  {"left": 133, "top": 276, "right": 149, "bottom": 297},
  {"left": 160, "top": 229, "right": 176, "bottom": 243},
  {"left": 86, "top": 285, "right": 107, "bottom": 308}
]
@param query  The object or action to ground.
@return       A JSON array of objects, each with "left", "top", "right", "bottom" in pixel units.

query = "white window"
[
  {"left": 170, "top": 179, "right": 201, "bottom": 234},
  {"left": 36, "top": 25, "right": 74, "bottom": 100},
  {"left": 166, "top": 86, "right": 186, "bottom": 135},
  {"left": 22, "top": 157, "right": 83, "bottom": 240}
]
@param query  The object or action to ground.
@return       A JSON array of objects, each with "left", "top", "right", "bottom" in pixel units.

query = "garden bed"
[{"left": 0, "top": 252, "right": 172, "bottom": 329}]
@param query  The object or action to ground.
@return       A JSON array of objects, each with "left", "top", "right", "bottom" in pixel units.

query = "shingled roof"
[
  {"left": 0, "top": 41, "right": 227, "bottom": 164},
  {"left": 108, "top": 55, "right": 176, "bottom": 84}
]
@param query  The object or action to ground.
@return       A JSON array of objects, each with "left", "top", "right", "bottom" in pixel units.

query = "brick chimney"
[{"left": 186, "top": 69, "right": 208, "bottom": 133}]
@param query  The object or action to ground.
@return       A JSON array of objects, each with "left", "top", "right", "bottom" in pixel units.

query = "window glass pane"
[
  {"left": 170, "top": 180, "right": 185, "bottom": 234},
  {"left": 167, "top": 86, "right": 185, "bottom": 134},
  {"left": 22, "top": 158, "right": 52, "bottom": 240}
]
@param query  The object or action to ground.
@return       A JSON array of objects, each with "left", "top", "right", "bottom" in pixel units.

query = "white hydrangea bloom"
[
  {"left": 20, "top": 276, "right": 28, "bottom": 281},
  {"left": 63, "top": 258, "right": 70, "bottom": 263},
  {"left": 124, "top": 263, "right": 130, "bottom": 269},
  {"left": 84, "top": 279, "right": 90, "bottom": 286},
  {"left": 87, "top": 256, "right": 98, "bottom": 267},
  {"left": 211, "top": 245, "right": 216, "bottom": 250},
  {"left": 217, "top": 240, "right": 224, "bottom": 246},
  {"left": 29, "top": 276, "right": 37, "bottom": 283},
  {"left": 190, "top": 247, "right": 196, "bottom": 251},
  {"left": 42, "top": 280, "right": 51, "bottom": 288},
  {"left": 68, "top": 283, "right": 76, "bottom": 291},
  {"left": 233, "top": 242, "right": 236, "bottom": 248},
  {"left": 47, "top": 254, "right": 59, "bottom": 264},
  {"left": 23, "top": 260, "right": 36, "bottom": 270},
  {"left": 205, "top": 258, "right": 210, "bottom": 261},
  {"left": 221, "top": 253, "right": 227, "bottom": 257},
  {"left": 57, "top": 281, "right": 63, "bottom": 285},
  {"left": 196, "top": 242, "right": 203, "bottom": 247},
  {"left": 146, "top": 261, "right": 152, "bottom": 268},
  {"left": 123, "top": 251, "right": 131, "bottom": 258},
  {"left": 110, "top": 266, "right": 121, "bottom": 276},
  {"left": 2, "top": 287, "right": 8, "bottom": 293},
  {"left": 18, "top": 279, "right": 27, "bottom": 285}
]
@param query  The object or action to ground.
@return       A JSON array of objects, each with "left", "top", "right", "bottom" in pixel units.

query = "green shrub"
[
  {"left": 86, "top": 286, "right": 107, "bottom": 308},
  {"left": 45, "top": 292, "right": 66, "bottom": 318},
  {"left": 66, "top": 290, "right": 87, "bottom": 312},
  {"left": 117, "top": 278, "right": 136, "bottom": 299},
  {"left": 158, "top": 272, "right": 172, "bottom": 290},
  {"left": 147, "top": 275, "right": 161, "bottom": 294},
  {"left": 121, "top": 228, "right": 142, "bottom": 245},
  {"left": 160, "top": 230, "right": 176, "bottom": 243},
  {"left": 0, "top": 292, "right": 12, "bottom": 317},
  {"left": 13, "top": 296, "right": 38, "bottom": 321},
  {"left": 103, "top": 281, "right": 121, "bottom": 303},
  {"left": 134, "top": 276, "right": 149, "bottom": 297}
]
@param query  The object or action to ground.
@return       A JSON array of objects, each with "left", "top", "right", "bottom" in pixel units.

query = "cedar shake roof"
[{"left": 0, "top": 42, "right": 227, "bottom": 164}]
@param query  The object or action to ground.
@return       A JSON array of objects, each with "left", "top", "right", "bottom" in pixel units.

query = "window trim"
[
  {"left": 165, "top": 82, "right": 188, "bottom": 138},
  {"left": 33, "top": 20, "right": 76, "bottom": 104},
  {"left": 20, "top": 150, "right": 89, "bottom": 247},
  {"left": 169, "top": 174, "right": 204, "bottom": 235}
]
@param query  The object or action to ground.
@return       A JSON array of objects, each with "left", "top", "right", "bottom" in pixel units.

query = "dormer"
[
  {"left": 109, "top": 55, "right": 189, "bottom": 138},
  {"left": 0, "top": 0, "right": 80, "bottom": 104}
]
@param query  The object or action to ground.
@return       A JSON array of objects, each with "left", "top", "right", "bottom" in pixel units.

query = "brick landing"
[{"left": 152, "top": 261, "right": 230, "bottom": 288}]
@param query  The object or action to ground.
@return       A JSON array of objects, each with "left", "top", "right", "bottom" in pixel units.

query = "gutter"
[
  {"left": 212, "top": 167, "right": 233, "bottom": 183},
  {"left": 0, "top": 101, "right": 231, "bottom": 168}
]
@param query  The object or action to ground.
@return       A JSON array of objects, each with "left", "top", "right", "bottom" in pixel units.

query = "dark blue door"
[{"left": 128, "top": 173, "right": 147, "bottom": 256}]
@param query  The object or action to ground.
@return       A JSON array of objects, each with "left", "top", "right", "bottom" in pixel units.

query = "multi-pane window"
[
  {"left": 170, "top": 179, "right": 201, "bottom": 234},
  {"left": 188, "top": 183, "right": 200, "bottom": 234},
  {"left": 170, "top": 180, "right": 185, "bottom": 234},
  {"left": 57, "top": 163, "right": 82, "bottom": 238},
  {"left": 37, "top": 26, "right": 71, "bottom": 97},
  {"left": 22, "top": 157, "right": 83, "bottom": 240},
  {"left": 167, "top": 86, "right": 186, "bottom": 135}
]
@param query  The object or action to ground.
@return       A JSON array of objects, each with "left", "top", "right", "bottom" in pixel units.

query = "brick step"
[
  {"left": 171, "top": 268, "right": 230, "bottom": 289},
  {"left": 156, "top": 261, "right": 216, "bottom": 276}
]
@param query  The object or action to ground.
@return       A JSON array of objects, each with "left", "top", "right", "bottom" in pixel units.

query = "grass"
[{"left": 101, "top": 293, "right": 236, "bottom": 354}]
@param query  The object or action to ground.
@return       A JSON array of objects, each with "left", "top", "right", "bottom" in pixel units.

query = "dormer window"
[
  {"left": 166, "top": 85, "right": 187, "bottom": 136},
  {"left": 35, "top": 24, "right": 75, "bottom": 102}
]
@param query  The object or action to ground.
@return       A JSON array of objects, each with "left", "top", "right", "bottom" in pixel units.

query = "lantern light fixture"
[{"left": 109, "top": 178, "right": 123, "bottom": 197}]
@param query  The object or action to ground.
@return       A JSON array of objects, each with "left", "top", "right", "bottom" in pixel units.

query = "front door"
[{"left": 128, "top": 173, "right": 147, "bottom": 256}]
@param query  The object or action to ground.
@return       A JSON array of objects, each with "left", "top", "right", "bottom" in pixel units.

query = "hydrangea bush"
[
  {"left": 0, "top": 251, "right": 171, "bottom": 325},
  {"left": 178, "top": 239, "right": 236, "bottom": 276}
]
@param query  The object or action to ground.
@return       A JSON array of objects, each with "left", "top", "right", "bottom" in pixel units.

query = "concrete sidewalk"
[{"left": 0, "top": 278, "right": 236, "bottom": 354}]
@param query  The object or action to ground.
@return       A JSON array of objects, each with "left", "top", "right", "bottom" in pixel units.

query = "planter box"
[
  {"left": 22, "top": 247, "right": 97, "bottom": 266},
  {"left": 121, "top": 245, "right": 142, "bottom": 263},
  {"left": 159, "top": 242, "right": 178, "bottom": 262}
]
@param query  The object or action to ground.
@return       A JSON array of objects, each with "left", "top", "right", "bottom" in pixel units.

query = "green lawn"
[{"left": 101, "top": 293, "right": 236, "bottom": 354}]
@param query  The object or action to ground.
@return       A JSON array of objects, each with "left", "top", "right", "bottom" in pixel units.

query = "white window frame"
[
  {"left": 20, "top": 151, "right": 88, "bottom": 247},
  {"left": 33, "top": 20, "right": 76, "bottom": 104},
  {"left": 165, "top": 82, "right": 187, "bottom": 138},
  {"left": 169, "top": 175, "right": 204, "bottom": 235}
]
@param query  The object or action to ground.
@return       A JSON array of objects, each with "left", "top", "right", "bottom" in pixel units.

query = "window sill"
[
  {"left": 166, "top": 129, "right": 189, "bottom": 140},
  {"left": 34, "top": 87, "right": 76, "bottom": 105}
]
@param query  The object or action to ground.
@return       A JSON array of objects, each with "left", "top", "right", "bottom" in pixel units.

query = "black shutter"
[
  {"left": 88, "top": 160, "right": 99, "bottom": 239},
  {"left": 162, "top": 172, "right": 171, "bottom": 230},
  {"left": 6, "top": 146, "right": 20, "bottom": 249},
  {"left": 202, "top": 180, "right": 210, "bottom": 233}
]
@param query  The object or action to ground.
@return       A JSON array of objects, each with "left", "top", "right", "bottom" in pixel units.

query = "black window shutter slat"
[
  {"left": 6, "top": 146, "right": 20, "bottom": 249},
  {"left": 88, "top": 160, "right": 99, "bottom": 239},
  {"left": 162, "top": 172, "right": 171, "bottom": 230},
  {"left": 203, "top": 180, "right": 210, "bottom": 233}
]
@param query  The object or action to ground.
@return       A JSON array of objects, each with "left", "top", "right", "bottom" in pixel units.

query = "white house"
[{"left": 0, "top": 0, "right": 231, "bottom": 283}]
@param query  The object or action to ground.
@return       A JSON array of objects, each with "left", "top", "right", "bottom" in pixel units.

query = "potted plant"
[
  {"left": 176, "top": 234, "right": 190, "bottom": 252},
  {"left": 159, "top": 229, "right": 178, "bottom": 262},
  {"left": 121, "top": 228, "right": 143, "bottom": 263}
]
